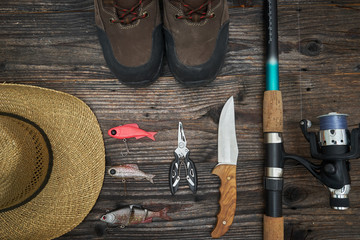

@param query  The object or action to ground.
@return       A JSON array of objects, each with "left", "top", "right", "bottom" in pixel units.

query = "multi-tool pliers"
[{"left": 169, "top": 122, "right": 197, "bottom": 195}]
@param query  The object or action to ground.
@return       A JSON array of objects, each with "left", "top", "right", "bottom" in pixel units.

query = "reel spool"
[{"left": 318, "top": 113, "right": 349, "bottom": 150}]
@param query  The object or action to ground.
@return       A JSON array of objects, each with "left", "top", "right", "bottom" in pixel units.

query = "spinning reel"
[{"left": 285, "top": 112, "right": 360, "bottom": 210}]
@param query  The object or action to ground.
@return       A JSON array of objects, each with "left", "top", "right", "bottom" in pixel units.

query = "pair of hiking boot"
[{"left": 94, "top": 0, "right": 229, "bottom": 87}]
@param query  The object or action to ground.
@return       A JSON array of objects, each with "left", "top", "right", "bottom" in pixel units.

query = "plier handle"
[{"left": 169, "top": 122, "right": 197, "bottom": 195}]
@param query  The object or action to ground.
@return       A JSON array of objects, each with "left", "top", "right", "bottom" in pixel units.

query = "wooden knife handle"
[
  {"left": 263, "top": 215, "right": 284, "bottom": 240},
  {"left": 211, "top": 164, "right": 237, "bottom": 238}
]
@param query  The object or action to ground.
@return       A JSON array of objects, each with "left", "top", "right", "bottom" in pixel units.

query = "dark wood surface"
[{"left": 1, "top": 0, "right": 360, "bottom": 239}]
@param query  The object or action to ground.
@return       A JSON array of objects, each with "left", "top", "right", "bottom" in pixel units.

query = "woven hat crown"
[
  {"left": 0, "top": 84, "right": 105, "bottom": 240},
  {"left": 0, "top": 113, "right": 52, "bottom": 212}
]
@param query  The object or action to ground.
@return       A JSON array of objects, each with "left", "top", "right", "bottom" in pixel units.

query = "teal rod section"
[{"left": 266, "top": 60, "right": 279, "bottom": 91}]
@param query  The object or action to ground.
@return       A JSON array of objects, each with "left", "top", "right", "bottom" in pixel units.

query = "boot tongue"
[
  {"left": 114, "top": 0, "right": 141, "bottom": 9},
  {"left": 183, "top": 0, "right": 206, "bottom": 8},
  {"left": 182, "top": 0, "right": 209, "bottom": 23},
  {"left": 103, "top": 0, "right": 145, "bottom": 24},
  {"left": 183, "top": 0, "right": 220, "bottom": 8}
]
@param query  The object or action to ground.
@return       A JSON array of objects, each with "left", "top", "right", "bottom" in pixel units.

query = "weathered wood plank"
[{"left": 0, "top": 2, "right": 359, "bottom": 81}]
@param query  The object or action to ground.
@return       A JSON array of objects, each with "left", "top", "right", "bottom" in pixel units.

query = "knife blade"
[{"left": 211, "top": 96, "right": 238, "bottom": 238}]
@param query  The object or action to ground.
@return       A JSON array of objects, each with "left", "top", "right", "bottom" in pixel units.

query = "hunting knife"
[{"left": 211, "top": 96, "right": 238, "bottom": 238}]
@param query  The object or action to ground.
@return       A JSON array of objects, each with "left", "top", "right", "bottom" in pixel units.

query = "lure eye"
[
  {"left": 102, "top": 216, "right": 106, "bottom": 220},
  {"left": 111, "top": 130, "right": 117, "bottom": 135},
  {"left": 109, "top": 169, "right": 116, "bottom": 175}
]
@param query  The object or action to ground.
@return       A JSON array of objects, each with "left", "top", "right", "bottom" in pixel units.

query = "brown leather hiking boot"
[
  {"left": 95, "top": 0, "right": 163, "bottom": 86},
  {"left": 163, "top": 0, "right": 229, "bottom": 87}
]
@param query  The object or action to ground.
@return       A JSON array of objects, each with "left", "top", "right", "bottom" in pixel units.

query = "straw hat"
[{"left": 0, "top": 84, "right": 105, "bottom": 239}]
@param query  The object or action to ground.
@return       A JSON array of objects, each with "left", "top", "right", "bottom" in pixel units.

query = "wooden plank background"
[{"left": 1, "top": 0, "right": 360, "bottom": 239}]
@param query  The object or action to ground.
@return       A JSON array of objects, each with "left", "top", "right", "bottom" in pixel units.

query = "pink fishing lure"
[{"left": 108, "top": 123, "right": 157, "bottom": 141}]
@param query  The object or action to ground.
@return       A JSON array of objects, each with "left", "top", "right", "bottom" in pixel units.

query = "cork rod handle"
[
  {"left": 263, "top": 90, "right": 283, "bottom": 133},
  {"left": 264, "top": 215, "right": 284, "bottom": 240}
]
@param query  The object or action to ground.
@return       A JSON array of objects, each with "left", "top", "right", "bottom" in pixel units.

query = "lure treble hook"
[{"left": 121, "top": 139, "right": 130, "bottom": 157}]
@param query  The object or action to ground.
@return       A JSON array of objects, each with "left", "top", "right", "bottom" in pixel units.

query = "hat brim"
[{"left": 0, "top": 84, "right": 105, "bottom": 239}]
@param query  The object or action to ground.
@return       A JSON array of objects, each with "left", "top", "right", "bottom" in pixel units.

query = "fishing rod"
[
  {"left": 263, "top": 0, "right": 284, "bottom": 239},
  {"left": 263, "top": 1, "right": 360, "bottom": 239}
]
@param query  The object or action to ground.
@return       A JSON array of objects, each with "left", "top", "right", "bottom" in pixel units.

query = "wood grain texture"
[
  {"left": 263, "top": 90, "right": 283, "bottom": 133},
  {"left": 0, "top": 0, "right": 360, "bottom": 239},
  {"left": 264, "top": 215, "right": 284, "bottom": 240},
  {"left": 211, "top": 164, "right": 237, "bottom": 238}
]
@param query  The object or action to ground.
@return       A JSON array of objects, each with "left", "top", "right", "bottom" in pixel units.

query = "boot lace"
[
  {"left": 176, "top": 0, "right": 214, "bottom": 22},
  {"left": 111, "top": 0, "right": 148, "bottom": 25}
]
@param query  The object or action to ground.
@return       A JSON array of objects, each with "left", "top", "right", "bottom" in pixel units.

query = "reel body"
[{"left": 288, "top": 113, "right": 360, "bottom": 210}]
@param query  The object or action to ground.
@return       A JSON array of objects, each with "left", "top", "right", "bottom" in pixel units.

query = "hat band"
[{"left": 0, "top": 112, "right": 53, "bottom": 213}]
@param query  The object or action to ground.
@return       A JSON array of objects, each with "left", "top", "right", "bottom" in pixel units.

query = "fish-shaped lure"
[
  {"left": 100, "top": 205, "right": 171, "bottom": 227},
  {"left": 108, "top": 123, "right": 157, "bottom": 141},
  {"left": 108, "top": 164, "right": 155, "bottom": 183}
]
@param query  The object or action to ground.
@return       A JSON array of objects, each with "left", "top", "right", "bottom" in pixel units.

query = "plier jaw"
[
  {"left": 176, "top": 121, "right": 188, "bottom": 157},
  {"left": 169, "top": 122, "right": 198, "bottom": 195}
]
